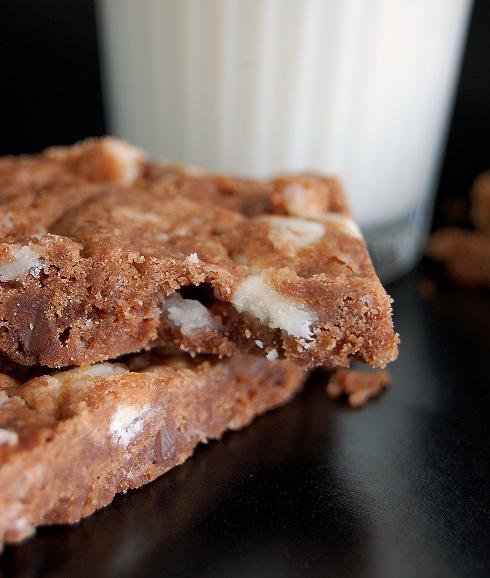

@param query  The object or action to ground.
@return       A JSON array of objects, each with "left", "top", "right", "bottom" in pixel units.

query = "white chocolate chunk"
[
  {"left": 46, "top": 137, "right": 145, "bottom": 185},
  {"left": 298, "top": 338, "right": 315, "bottom": 350},
  {"left": 186, "top": 252, "right": 199, "bottom": 264},
  {"left": 281, "top": 183, "right": 328, "bottom": 218},
  {"left": 99, "top": 138, "right": 146, "bottom": 184},
  {"left": 82, "top": 363, "right": 129, "bottom": 378},
  {"left": 11, "top": 517, "right": 30, "bottom": 534},
  {"left": 109, "top": 404, "right": 155, "bottom": 448},
  {"left": 232, "top": 274, "right": 317, "bottom": 339},
  {"left": 0, "top": 245, "right": 43, "bottom": 282},
  {"left": 322, "top": 213, "right": 363, "bottom": 239},
  {"left": 52, "top": 363, "right": 128, "bottom": 388},
  {"left": 1, "top": 214, "right": 13, "bottom": 232},
  {"left": 0, "top": 428, "right": 19, "bottom": 447},
  {"left": 113, "top": 207, "right": 164, "bottom": 225},
  {"left": 266, "top": 348, "right": 279, "bottom": 360},
  {"left": 165, "top": 294, "right": 216, "bottom": 336},
  {"left": 2, "top": 504, "right": 32, "bottom": 539},
  {"left": 267, "top": 216, "right": 325, "bottom": 250}
]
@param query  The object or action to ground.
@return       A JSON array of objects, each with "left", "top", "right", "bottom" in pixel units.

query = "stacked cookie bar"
[{"left": 0, "top": 138, "right": 398, "bottom": 548}]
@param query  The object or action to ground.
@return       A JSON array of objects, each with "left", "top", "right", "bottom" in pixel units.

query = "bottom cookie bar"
[{"left": 0, "top": 352, "right": 304, "bottom": 550}]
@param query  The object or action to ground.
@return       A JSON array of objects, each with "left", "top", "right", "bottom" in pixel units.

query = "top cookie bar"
[{"left": 0, "top": 138, "right": 398, "bottom": 368}]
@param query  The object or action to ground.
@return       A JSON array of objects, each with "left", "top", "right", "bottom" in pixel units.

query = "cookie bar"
[
  {"left": 0, "top": 138, "right": 398, "bottom": 368},
  {"left": 0, "top": 352, "right": 304, "bottom": 550}
]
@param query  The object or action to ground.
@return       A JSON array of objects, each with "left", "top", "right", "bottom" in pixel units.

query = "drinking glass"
[{"left": 97, "top": 0, "right": 472, "bottom": 282}]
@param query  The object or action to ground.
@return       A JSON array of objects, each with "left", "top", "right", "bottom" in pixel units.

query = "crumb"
[
  {"left": 427, "top": 229, "right": 490, "bottom": 288},
  {"left": 326, "top": 368, "right": 390, "bottom": 408}
]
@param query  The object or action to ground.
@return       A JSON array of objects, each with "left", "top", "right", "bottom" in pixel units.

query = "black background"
[{"left": 0, "top": 3, "right": 489, "bottom": 577}]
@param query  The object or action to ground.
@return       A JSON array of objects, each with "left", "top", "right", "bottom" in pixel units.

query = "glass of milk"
[{"left": 97, "top": 0, "right": 472, "bottom": 282}]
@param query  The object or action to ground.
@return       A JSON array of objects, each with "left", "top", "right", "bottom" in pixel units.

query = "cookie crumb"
[
  {"left": 326, "top": 368, "right": 390, "bottom": 408},
  {"left": 427, "top": 229, "right": 490, "bottom": 288}
]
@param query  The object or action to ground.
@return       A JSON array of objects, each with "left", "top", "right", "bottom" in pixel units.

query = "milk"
[{"left": 97, "top": 0, "right": 472, "bottom": 278}]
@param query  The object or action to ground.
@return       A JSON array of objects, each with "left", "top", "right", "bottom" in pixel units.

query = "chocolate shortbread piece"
[
  {"left": 0, "top": 352, "right": 304, "bottom": 550},
  {"left": 427, "top": 228, "right": 490, "bottom": 288},
  {"left": 326, "top": 368, "right": 390, "bottom": 408},
  {"left": 0, "top": 138, "right": 398, "bottom": 368}
]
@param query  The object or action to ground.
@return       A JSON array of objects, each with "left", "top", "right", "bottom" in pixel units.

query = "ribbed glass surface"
[{"left": 97, "top": 0, "right": 471, "bottom": 226}]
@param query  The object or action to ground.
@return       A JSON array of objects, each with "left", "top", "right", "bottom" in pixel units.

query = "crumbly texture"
[
  {"left": 326, "top": 368, "right": 390, "bottom": 408},
  {"left": 0, "top": 138, "right": 398, "bottom": 369},
  {"left": 427, "top": 229, "right": 490, "bottom": 288},
  {"left": 471, "top": 171, "right": 490, "bottom": 233},
  {"left": 0, "top": 137, "right": 146, "bottom": 240},
  {"left": 0, "top": 351, "right": 304, "bottom": 550}
]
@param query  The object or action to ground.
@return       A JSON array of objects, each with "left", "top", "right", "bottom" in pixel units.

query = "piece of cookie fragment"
[
  {"left": 326, "top": 368, "right": 390, "bottom": 408},
  {"left": 427, "top": 229, "right": 490, "bottom": 288},
  {"left": 0, "top": 139, "right": 398, "bottom": 369},
  {"left": 0, "top": 352, "right": 304, "bottom": 550}
]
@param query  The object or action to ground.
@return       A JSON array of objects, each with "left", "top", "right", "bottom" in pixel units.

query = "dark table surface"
[{"left": 0, "top": 263, "right": 488, "bottom": 578}]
